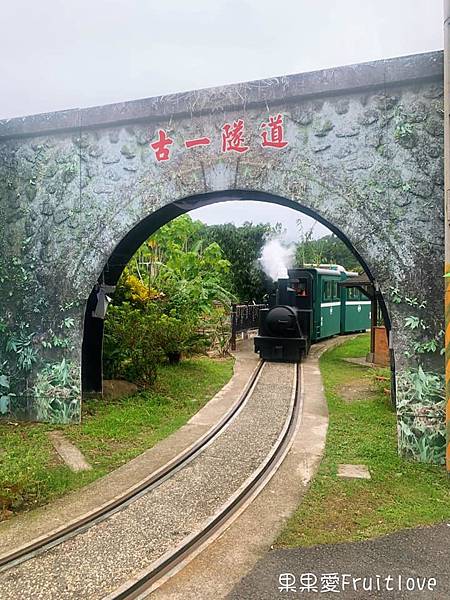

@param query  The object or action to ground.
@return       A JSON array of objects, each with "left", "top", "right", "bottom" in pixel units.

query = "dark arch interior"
[{"left": 81, "top": 190, "right": 391, "bottom": 393}]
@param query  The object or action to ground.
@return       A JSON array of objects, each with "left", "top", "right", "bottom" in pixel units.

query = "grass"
[
  {"left": 0, "top": 356, "right": 233, "bottom": 520},
  {"left": 276, "top": 333, "right": 450, "bottom": 548}
]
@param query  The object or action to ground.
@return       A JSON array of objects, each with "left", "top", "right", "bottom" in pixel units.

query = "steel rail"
[
  {"left": 107, "top": 362, "right": 301, "bottom": 600},
  {"left": 0, "top": 359, "right": 265, "bottom": 573}
]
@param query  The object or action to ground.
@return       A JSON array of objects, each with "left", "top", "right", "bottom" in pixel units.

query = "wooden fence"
[{"left": 230, "top": 303, "right": 267, "bottom": 350}]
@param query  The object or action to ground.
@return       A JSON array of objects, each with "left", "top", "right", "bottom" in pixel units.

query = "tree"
[
  {"left": 105, "top": 215, "right": 236, "bottom": 375},
  {"left": 118, "top": 215, "right": 235, "bottom": 318},
  {"left": 205, "top": 222, "right": 279, "bottom": 302},
  {"left": 295, "top": 230, "right": 361, "bottom": 272}
]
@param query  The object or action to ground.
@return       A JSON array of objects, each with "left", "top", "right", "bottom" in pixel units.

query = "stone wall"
[{"left": 0, "top": 51, "right": 445, "bottom": 463}]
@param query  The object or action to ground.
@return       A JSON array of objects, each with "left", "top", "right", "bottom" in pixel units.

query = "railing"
[{"left": 230, "top": 303, "right": 267, "bottom": 351}]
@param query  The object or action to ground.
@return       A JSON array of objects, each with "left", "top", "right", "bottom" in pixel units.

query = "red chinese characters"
[
  {"left": 260, "top": 113, "right": 288, "bottom": 148},
  {"left": 150, "top": 129, "right": 173, "bottom": 162},
  {"left": 184, "top": 136, "right": 211, "bottom": 149},
  {"left": 221, "top": 119, "right": 249, "bottom": 153},
  {"left": 150, "top": 115, "right": 288, "bottom": 162}
]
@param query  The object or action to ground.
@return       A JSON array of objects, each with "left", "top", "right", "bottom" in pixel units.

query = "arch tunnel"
[{"left": 81, "top": 189, "right": 392, "bottom": 395}]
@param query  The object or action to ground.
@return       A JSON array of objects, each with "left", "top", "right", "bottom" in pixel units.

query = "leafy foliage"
[
  {"left": 121, "top": 215, "right": 235, "bottom": 318},
  {"left": 34, "top": 359, "right": 80, "bottom": 423},
  {"left": 103, "top": 303, "right": 163, "bottom": 385},
  {"left": 0, "top": 225, "right": 80, "bottom": 422},
  {"left": 0, "top": 370, "right": 11, "bottom": 415},
  {"left": 204, "top": 221, "right": 278, "bottom": 302},
  {"left": 396, "top": 367, "right": 446, "bottom": 464},
  {"left": 198, "top": 306, "right": 232, "bottom": 357},
  {"left": 104, "top": 216, "right": 239, "bottom": 383},
  {"left": 295, "top": 230, "right": 360, "bottom": 271},
  {"left": 155, "top": 313, "right": 207, "bottom": 361},
  {"left": 388, "top": 288, "right": 445, "bottom": 464}
]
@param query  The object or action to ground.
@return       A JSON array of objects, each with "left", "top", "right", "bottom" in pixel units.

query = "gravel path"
[{"left": 0, "top": 362, "right": 296, "bottom": 600}]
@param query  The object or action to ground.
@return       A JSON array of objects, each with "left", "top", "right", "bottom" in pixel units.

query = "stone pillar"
[{"left": 0, "top": 138, "right": 85, "bottom": 424}]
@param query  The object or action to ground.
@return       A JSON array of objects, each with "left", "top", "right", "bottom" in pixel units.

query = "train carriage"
[
  {"left": 341, "top": 284, "right": 372, "bottom": 333},
  {"left": 307, "top": 268, "right": 342, "bottom": 341}
]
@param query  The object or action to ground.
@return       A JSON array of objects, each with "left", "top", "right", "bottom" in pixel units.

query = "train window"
[
  {"left": 296, "top": 279, "right": 308, "bottom": 296},
  {"left": 348, "top": 287, "right": 360, "bottom": 300},
  {"left": 322, "top": 280, "right": 332, "bottom": 301},
  {"left": 332, "top": 281, "right": 338, "bottom": 299}
]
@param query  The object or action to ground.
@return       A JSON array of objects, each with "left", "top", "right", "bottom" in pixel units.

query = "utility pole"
[{"left": 444, "top": 0, "right": 450, "bottom": 471}]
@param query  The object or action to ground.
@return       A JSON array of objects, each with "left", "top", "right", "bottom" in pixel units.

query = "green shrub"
[
  {"left": 155, "top": 313, "right": 206, "bottom": 363},
  {"left": 103, "top": 303, "right": 163, "bottom": 386},
  {"left": 103, "top": 302, "right": 209, "bottom": 381},
  {"left": 198, "top": 306, "right": 231, "bottom": 356}
]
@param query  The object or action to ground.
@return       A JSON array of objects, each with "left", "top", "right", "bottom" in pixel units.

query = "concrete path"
[
  {"left": 227, "top": 523, "right": 450, "bottom": 599},
  {"left": 0, "top": 339, "right": 259, "bottom": 555},
  {"left": 152, "top": 337, "right": 449, "bottom": 600}
]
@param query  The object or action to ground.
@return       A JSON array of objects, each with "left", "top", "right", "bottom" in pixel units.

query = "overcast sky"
[{"left": 1, "top": 0, "right": 443, "bottom": 242}]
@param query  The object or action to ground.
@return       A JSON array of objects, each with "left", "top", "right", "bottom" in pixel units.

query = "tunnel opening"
[{"left": 81, "top": 189, "right": 392, "bottom": 397}]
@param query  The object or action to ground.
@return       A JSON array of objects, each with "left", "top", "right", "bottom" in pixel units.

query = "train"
[{"left": 254, "top": 265, "right": 371, "bottom": 362}]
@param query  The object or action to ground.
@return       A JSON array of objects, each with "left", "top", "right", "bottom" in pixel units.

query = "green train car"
[
  {"left": 340, "top": 281, "right": 372, "bottom": 334},
  {"left": 304, "top": 266, "right": 371, "bottom": 341},
  {"left": 255, "top": 265, "right": 371, "bottom": 362}
]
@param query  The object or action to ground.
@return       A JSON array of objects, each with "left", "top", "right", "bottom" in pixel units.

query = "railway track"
[
  {"left": 0, "top": 360, "right": 302, "bottom": 600},
  {"left": 108, "top": 362, "right": 301, "bottom": 600}
]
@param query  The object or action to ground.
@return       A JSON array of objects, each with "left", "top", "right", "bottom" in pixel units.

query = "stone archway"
[
  {"left": 0, "top": 50, "right": 445, "bottom": 463},
  {"left": 80, "top": 190, "right": 392, "bottom": 394}
]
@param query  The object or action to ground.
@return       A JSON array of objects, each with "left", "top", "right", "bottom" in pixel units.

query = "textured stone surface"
[
  {"left": 337, "top": 464, "right": 371, "bottom": 480},
  {"left": 0, "top": 50, "right": 445, "bottom": 463},
  {"left": 47, "top": 431, "right": 92, "bottom": 472}
]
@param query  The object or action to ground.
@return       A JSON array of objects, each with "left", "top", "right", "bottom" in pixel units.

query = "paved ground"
[
  {"left": 152, "top": 337, "right": 449, "bottom": 600},
  {"left": 227, "top": 523, "right": 450, "bottom": 599},
  {"left": 151, "top": 339, "right": 339, "bottom": 600}
]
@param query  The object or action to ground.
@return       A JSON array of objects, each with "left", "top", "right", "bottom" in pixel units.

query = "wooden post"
[
  {"left": 370, "top": 295, "right": 377, "bottom": 360},
  {"left": 230, "top": 303, "right": 237, "bottom": 351}
]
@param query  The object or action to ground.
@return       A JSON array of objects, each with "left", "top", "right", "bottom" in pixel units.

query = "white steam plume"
[{"left": 259, "top": 239, "right": 295, "bottom": 281}]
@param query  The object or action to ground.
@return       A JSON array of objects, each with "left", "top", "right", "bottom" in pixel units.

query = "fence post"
[
  {"left": 243, "top": 302, "right": 249, "bottom": 340},
  {"left": 230, "top": 303, "right": 237, "bottom": 351}
]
